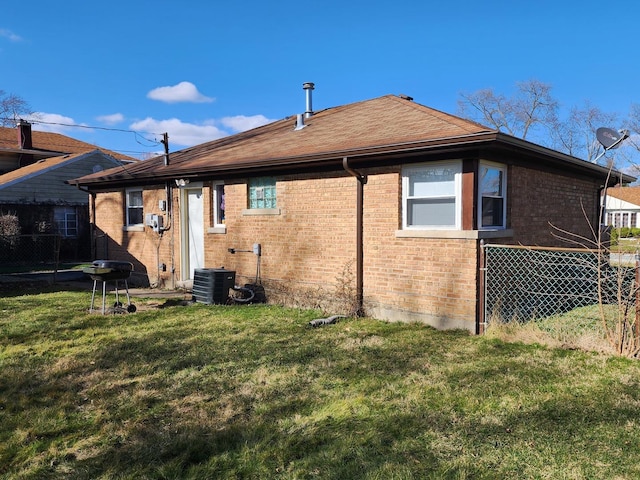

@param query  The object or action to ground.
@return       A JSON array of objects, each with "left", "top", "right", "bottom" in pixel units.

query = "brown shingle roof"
[
  {"left": 0, "top": 152, "right": 85, "bottom": 185},
  {"left": 606, "top": 185, "right": 640, "bottom": 207},
  {"left": 70, "top": 94, "right": 636, "bottom": 188},
  {"left": 0, "top": 149, "right": 122, "bottom": 186},
  {"left": 74, "top": 95, "right": 494, "bottom": 185},
  {"left": 0, "top": 126, "right": 134, "bottom": 161},
  {"left": 169, "top": 95, "right": 491, "bottom": 167}
]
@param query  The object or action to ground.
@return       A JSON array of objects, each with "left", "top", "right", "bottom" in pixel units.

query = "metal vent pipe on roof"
[{"left": 303, "top": 82, "right": 314, "bottom": 118}]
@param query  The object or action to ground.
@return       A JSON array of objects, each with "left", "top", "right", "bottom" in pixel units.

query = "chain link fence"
[
  {"left": 0, "top": 234, "right": 62, "bottom": 274},
  {"left": 482, "top": 244, "right": 637, "bottom": 327}
]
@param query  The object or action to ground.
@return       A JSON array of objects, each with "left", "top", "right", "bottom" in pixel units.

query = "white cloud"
[
  {"left": 147, "top": 82, "right": 214, "bottom": 104},
  {"left": 25, "top": 112, "right": 88, "bottom": 134},
  {"left": 20, "top": 108, "right": 274, "bottom": 151},
  {"left": 0, "top": 29, "right": 22, "bottom": 42},
  {"left": 96, "top": 113, "right": 124, "bottom": 125},
  {"left": 129, "top": 113, "right": 277, "bottom": 148},
  {"left": 130, "top": 117, "right": 227, "bottom": 147},
  {"left": 221, "top": 115, "right": 273, "bottom": 132}
]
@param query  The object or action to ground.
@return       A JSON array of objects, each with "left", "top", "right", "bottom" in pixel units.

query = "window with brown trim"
[{"left": 478, "top": 162, "right": 507, "bottom": 229}]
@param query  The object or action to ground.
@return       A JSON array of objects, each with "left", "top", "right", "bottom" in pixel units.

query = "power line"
[
  {"left": 0, "top": 116, "right": 166, "bottom": 157},
  {"left": 1, "top": 116, "right": 161, "bottom": 136},
  {"left": 0, "top": 116, "right": 164, "bottom": 146},
  {"left": 0, "top": 112, "right": 157, "bottom": 167}
]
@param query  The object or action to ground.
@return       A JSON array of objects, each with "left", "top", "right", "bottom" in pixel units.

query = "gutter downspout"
[
  {"left": 89, "top": 190, "right": 96, "bottom": 261},
  {"left": 166, "top": 181, "right": 176, "bottom": 288},
  {"left": 343, "top": 157, "right": 367, "bottom": 316}
]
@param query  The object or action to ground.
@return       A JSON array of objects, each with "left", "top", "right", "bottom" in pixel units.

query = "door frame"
[{"left": 179, "top": 183, "right": 205, "bottom": 280}]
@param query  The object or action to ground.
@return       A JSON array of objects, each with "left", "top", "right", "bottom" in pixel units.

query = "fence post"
[
  {"left": 53, "top": 234, "right": 61, "bottom": 283},
  {"left": 635, "top": 256, "right": 640, "bottom": 344},
  {"left": 478, "top": 239, "right": 486, "bottom": 335}
]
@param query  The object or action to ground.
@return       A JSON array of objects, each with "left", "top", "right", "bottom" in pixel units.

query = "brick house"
[{"left": 70, "top": 87, "right": 634, "bottom": 332}]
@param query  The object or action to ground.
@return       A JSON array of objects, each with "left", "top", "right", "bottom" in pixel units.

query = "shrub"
[
  {"left": 0, "top": 212, "right": 20, "bottom": 236},
  {"left": 609, "top": 226, "right": 640, "bottom": 245},
  {"left": 0, "top": 213, "right": 21, "bottom": 253}
]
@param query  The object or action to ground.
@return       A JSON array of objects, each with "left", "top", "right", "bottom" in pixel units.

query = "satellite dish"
[{"left": 596, "top": 127, "right": 625, "bottom": 150}]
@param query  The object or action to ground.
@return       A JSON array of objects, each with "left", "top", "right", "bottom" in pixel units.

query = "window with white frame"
[
  {"left": 212, "top": 182, "right": 225, "bottom": 226},
  {"left": 478, "top": 162, "right": 507, "bottom": 229},
  {"left": 53, "top": 206, "right": 78, "bottom": 237},
  {"left": 126, "top": 188, "right": 143, "bottom": 226},
  {"left": 612, "top": 213, "right": 621, "bottom": 228},
  {"left": 248, "top": 177, "right": 276, "bottom": 209},
  {"left": 608, "top": 211, "right": 638, "bottom": 228},
  {"left": 402, "top": 161, "right": 462, "bottom": 229}
]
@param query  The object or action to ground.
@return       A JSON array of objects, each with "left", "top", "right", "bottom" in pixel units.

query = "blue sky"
[{"left": 1, "top": 0, "right": 639, "bottom": 159}]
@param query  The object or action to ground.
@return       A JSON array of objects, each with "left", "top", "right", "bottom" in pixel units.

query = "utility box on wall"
[
  {"left": 145, "top": 213, "right": 164, "bottom": 232},
  {"left": 192, "top": 268, "right": 236, "bottom": 304}
]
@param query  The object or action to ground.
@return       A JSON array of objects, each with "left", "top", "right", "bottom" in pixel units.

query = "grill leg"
[
  {"left": 124, "top": 280, "right": 131, "bottom": 305},
  {"left": 114, "top": 280, "right": 120, "bottom": 306},
  {"left": 90, "top": 280, "right": 98, "bottom": 313},
  {"left": 102, "top": 281, "right": 107, "bottom": 315}
]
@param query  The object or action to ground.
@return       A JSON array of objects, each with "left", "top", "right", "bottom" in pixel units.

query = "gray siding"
[{"left": 0, "top": 151, "right": 123, "bottom": 205}]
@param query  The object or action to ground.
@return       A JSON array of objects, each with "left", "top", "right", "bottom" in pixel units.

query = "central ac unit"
[{"left": 192, "top": 268, "right": 236, "bottom": 304}]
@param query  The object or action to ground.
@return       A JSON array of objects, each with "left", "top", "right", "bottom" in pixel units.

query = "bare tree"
[
  {"left": 550, "top": 102, "right": 619, "bottom": 163},
  {"left": 624, "top": 104, "right": 640, "bottom": 152},
  {"left": 0, "top": 90, "right": 31, "bottom": 126},
  {"left": 457, "top": 80, "right": 640, "bottom": 171},
  {"left": 457, "top": 79, "right": 558, "bottom": 140}
]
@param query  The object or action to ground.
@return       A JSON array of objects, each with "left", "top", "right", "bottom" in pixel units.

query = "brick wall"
[
  {"left": 91, "top": 159, "right": 604, "bottom": 331},
  {"left": 362, "top": 170, "right": 478, "bottom": 330},
  {"left": 93, "top": 187, "right": 176, "bottom": 287},
  {"left": 204, "top": 169, "right": 478, "bottom": 331},
  {"left": 215, "top": 176, "right": 358, "bottom": 299},
  {"left": 508, "top": 165, "right": 600, "bottom": 246}
]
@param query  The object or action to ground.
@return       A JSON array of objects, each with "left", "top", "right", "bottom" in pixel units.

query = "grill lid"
[{"left": 91, "top": 260, "right": 134, "bottom": 272}]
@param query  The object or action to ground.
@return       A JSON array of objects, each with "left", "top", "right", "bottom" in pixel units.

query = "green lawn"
[{"left": 2, "top": 289, "right": 640, "bottom": 479}]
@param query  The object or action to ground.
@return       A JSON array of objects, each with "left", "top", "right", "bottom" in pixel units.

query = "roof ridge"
[{"left": 384, "top": 94, "right": 495, "bottom": 133}]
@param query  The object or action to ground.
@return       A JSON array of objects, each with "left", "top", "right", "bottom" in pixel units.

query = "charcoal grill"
[{"left": 83, "top": 260, "right": 136, "bottom": 314}]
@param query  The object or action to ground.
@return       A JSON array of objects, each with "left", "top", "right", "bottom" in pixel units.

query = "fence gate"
[{"left": 482, "top": 244, "right": 615, "bottom": 328}]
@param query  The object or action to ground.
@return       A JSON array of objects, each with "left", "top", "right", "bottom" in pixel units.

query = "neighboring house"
[
  {"left": 0, "top": 121, "right": 135, "bottom": 260},
  {"left": 603, "top": 185, "right": 640, "bottom": 228},
  {"left": 70, "top": 87, "right": 634, "bottom": 332},
  {"left": 0, "top": 120, "right": 132, "bottom": 173},
  {"left": 0, "top": 150, "right": 130, "bottom": 259}
]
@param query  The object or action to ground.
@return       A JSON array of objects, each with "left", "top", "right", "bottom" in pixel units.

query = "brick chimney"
[
  {"left": 17, "top": 119, "right": 33, "bottom": 149},
  {"left": 17, "top": 119, "right": 34, "bottom": 166}
]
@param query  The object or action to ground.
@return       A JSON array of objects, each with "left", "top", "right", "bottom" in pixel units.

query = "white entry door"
[{"left": 181, "top": 186, "right": 205, "bottom": 280}]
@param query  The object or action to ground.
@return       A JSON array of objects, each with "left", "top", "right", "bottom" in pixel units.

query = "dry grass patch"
[{"left": 486, "top": 304, "right": 614, "bottom": 354}]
